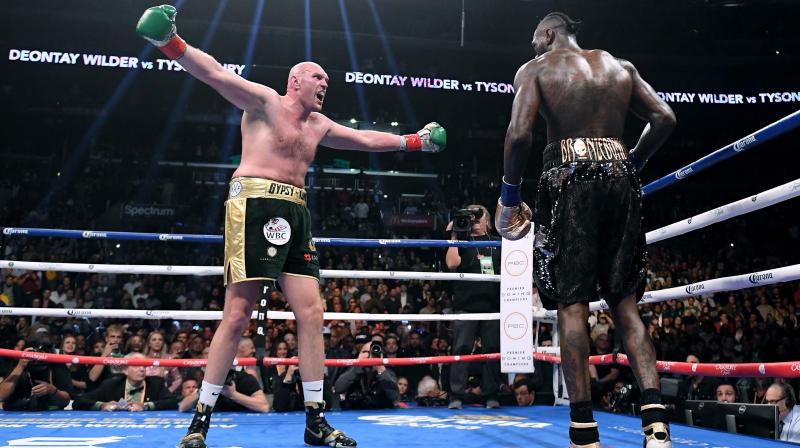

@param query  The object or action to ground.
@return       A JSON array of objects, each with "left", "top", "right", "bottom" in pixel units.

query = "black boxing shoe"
[
  {"left": 304, "top": 401, "right": 357, "bottom": 447},
  {"left": 177, "top": 403, "right": 213, "bottom": 448}
]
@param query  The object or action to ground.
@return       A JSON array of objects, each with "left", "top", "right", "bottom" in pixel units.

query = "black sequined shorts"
[{"left": 532, "top": 138, "right": 646, "bottom": 307}]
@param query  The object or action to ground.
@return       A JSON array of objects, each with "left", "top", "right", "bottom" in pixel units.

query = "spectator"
[
  {"left": 188, "top": 335, "right": 205, "bottom": 358},
  {"left": 73, "top": 352, "right": 178, "bottom": 411},
  {"left": 236, "top": 337, "right": 262, "bottom": 387},
  {"left": 144, "top": 331, "right": 182, "bottom": 393},
  {"left": 125, "top": 335, "right": 144, "bottom": 354},
  {"left": 88, "top": 324, "right": 124, "bottom": 386},
  {"left": 397, "top": 376, "right": 411, "bottom": 402},
  {"left": 683, "top": 354, "right": 720, "bottom": 401},
  {"left": 334, "top": 341, "right": 399, "bottom": 410},
  {"left": 283, "top": 332, "right": 298, "bottom": 357},
  {"left": 716, "top": 382, "right": 737, "bottom": 403},
  {"left": 2, "top": 275, "right": 17, "bottom": 306},
  {"left": 0, "top": 331, "right": 74, "bottom": 410},
  {"left": 61, "top": 334, "right": 89, "bottom": 392},
  {"left": 766, "top": 383, "right": 800, "bottom": 443},
  {"left": 514, "top": 381, "right": 535, "bottom": 406},
  {"left": 591, "top": 313, "right": 614, "bottom": 341},
  {"left": 588, "top": 333, "right": 620, "bottom": 402},
  {"left": 415, "top": 374, "right": 447, "bottom": 407}
]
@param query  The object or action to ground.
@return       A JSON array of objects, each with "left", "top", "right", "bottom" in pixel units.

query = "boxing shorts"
[
  {"left": 532, "top": 137, "right": 646, "bottom": 306},
  {"left": 223, "top": 177, "right": 319, "bottom": 285}
]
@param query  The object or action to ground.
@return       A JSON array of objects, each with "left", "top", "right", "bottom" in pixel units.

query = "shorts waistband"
[
  {"left": 227, "top": 177, "right": 307, "bottom": 205},
  {"left": 543, "top": 137, "right": 628, "bottom": 170}
]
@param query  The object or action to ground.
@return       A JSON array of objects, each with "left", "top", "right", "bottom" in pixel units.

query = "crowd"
[
  {"left": 1, "top": 226, "right": 799, "bottom": 414},
  {"left": 1, "top": 161, "right": 800, "bottom": 439}
]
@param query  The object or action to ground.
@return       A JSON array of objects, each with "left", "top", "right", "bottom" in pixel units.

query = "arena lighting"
[
  {"left": 136, "top": 0, "right": 230, "bottom": 203},
  {"left": 390, "top": 121, "right": 399, "bottom": 127},
  {"left": 304, "top": 0, "right": 312, "bottom": 60},
  {"left": 363, "top": 170, "right": 438, "bottom": 179},
  {"left": 366, "top": 0, "right": 419, "bottom": 129},
  {"left": 349, "top": 118, "right": 357, "bottom": 124},
  {"left": 321, "top": 168, "right": 359, "bottom": 175},
  {"left": 337, "top": 0, "right": 370, "bottom": 124},
  {"left": 29, "top": 0, "right": 186, "bottom": 223}
]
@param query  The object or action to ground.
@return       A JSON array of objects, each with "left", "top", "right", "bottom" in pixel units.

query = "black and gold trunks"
[
  {"left": 542, "top": 137, "right": 628, "bottom": 170},
  {"left": 533, "top": 138, "right": 646, "bottom": 306},
  {"left": 223, "top": 177, "right": 319, "bottom": 285}
]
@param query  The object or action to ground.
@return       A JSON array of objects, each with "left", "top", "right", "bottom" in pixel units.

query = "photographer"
[
  {"left": 0, "top": 330, "right": 74, "bottom": 411},
  {"left": 334, "top": 341, "right": 399, "bottom": 410},
  {"left": 445, "top": 204, "right": 502, "bottom": 409},
  {"left": 178, "top": 369, "right": 269, "bottom": 413}
]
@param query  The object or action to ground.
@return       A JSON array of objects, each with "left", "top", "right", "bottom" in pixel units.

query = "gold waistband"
[
  {"left": 227, "top": 177, "right": 307, "bottom": 205},
  {"left": 556, "top": 137, "right": 627, "bottom": 164}
]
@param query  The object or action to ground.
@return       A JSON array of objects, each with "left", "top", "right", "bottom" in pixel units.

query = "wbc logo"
[{"left": 263, "top": 218, "right": 291, "bottom": 245}]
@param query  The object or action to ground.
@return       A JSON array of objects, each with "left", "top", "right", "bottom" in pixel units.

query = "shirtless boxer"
[
  {"left": 495, "top": 12, "right": 675, "bottom": 448},
  {"left": 136, "top": 5, "right": 445, "bottom": 447}
]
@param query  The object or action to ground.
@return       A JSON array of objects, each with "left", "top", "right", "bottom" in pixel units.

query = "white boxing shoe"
[{"left": 643, "top": 422, "right": 671, "bottom": 448}]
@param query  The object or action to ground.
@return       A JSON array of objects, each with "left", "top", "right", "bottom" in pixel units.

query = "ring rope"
[
  {"left": 0, "top": 228, "right": 500, "bottom": 248},
  {"left": 4, "top": 260, "right": 797, "bottom": 320},
  {"left": 645, "top": 177, "right": 800, "bottom": 244},
  {"left": 2, "top": 348, "right": 799, "bottom": 378},
  {"left": 0, "top": 261, "right": 498, "bottom": 282},
  {"left": 576, "top": 262, "right": 800, "bottom": 316},
  {"left": 0, "top": 307, "right": 517, "bottom": 322},
  {"left": 642, "top": 109, "right": 800, "bottom": 195}
]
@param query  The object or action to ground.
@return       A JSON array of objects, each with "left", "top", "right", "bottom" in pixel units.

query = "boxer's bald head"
[{"left": 287, "top": 61, "right": 329, "bottom": 112}]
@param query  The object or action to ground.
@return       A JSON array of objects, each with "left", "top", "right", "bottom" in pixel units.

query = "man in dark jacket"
[
  {"left": 0, "top": 330, "right": 74, "bottom": 411},
  {"left": 335, "top": 342, "right": 399, "bottom": 409},
  {"left": 73, "top": 352, "right": 177, "bottom": 411}
]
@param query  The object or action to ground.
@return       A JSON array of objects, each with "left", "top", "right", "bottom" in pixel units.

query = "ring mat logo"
[{"left": 1, "top": 436, "right": 126, "bottom": 447}]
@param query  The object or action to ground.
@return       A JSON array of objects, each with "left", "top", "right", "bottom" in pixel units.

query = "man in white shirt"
[{"left": 766, "top": 382, "right": 800, "bottom": 442}]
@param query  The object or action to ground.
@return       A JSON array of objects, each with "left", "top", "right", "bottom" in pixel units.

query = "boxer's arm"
[
  {"left": 503, "top": 62, "right": 541, "bottom": 185},
  {"left": 320, "top": 117, "right": 445, "bottom": 153},
  {"left": 320, "top": 119, "right": 403, "bottom": 152},
  {"left": 177, "top": 47, "right": 277, "bottom": 113},
  {"left": 621, "top": 60, "right": 676, "bottom": 170},
  {"left": 136, "top": 5, "right": 274, "bottom": 113}
]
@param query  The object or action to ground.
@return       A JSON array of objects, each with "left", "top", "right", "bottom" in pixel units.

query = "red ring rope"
[{"left": 2, "top": 348, "right": 799, "bottom": 377}]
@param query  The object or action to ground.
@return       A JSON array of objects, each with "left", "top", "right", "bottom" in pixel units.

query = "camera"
[
  {"left": 369, "top": 341, "right": 383, "bottom": 358},
  {"left": 610, "top": 383, "right": 637, "bottom": 414},
  {"left": 452, "top": 208, "right": 484, "bottom": 234}
]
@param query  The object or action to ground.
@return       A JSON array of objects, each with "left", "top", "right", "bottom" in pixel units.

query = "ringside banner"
[
  {"left": 499, "top": 232, "right": 534, "bottom": 373},
  {"left": 7, "top": 48, "right": 800, "bottom": 104}
]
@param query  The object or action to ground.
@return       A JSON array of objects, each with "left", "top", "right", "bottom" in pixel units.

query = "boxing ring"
[{"left": 1, "top": 109, "right": 800, "bottom": 447}]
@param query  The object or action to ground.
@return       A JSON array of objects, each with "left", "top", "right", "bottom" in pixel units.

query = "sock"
[
  {"left": 303, "top": 380, "right": 324, "bottom": 404},
  {"left": 198, "top": 381, "right": 223, "bottom": 408},
  {"left": 570, "top": 401, "right": 599, "bottom": 445},
  {"left": 640, "top": 388, "right": 666, "bottom": 427}
]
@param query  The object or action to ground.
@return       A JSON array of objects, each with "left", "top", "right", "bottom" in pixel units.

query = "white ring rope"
[
  {"left": 575, "top": 263, "right": 800, "bottom": 316},
  {"left": 0, "top": 307, "right": 514, "bottom": 322},
  {"left": 0, "top": 261, "right": 498, "bottom": 282},
  {"left": 646, "top": 177, "right": 800, "bottom": 244}
]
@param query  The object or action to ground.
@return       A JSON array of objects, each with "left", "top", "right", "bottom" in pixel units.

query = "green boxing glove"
[
  {"left": 401, "top": 122, "right": 446, "bottom": 153},
  {"left": 135, "top": 4, "right": 187, "bottom": 60}
]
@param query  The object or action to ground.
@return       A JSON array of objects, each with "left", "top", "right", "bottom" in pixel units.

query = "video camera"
[{"left": 452, "top": 207, "right": 484, "bottom": 236}]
